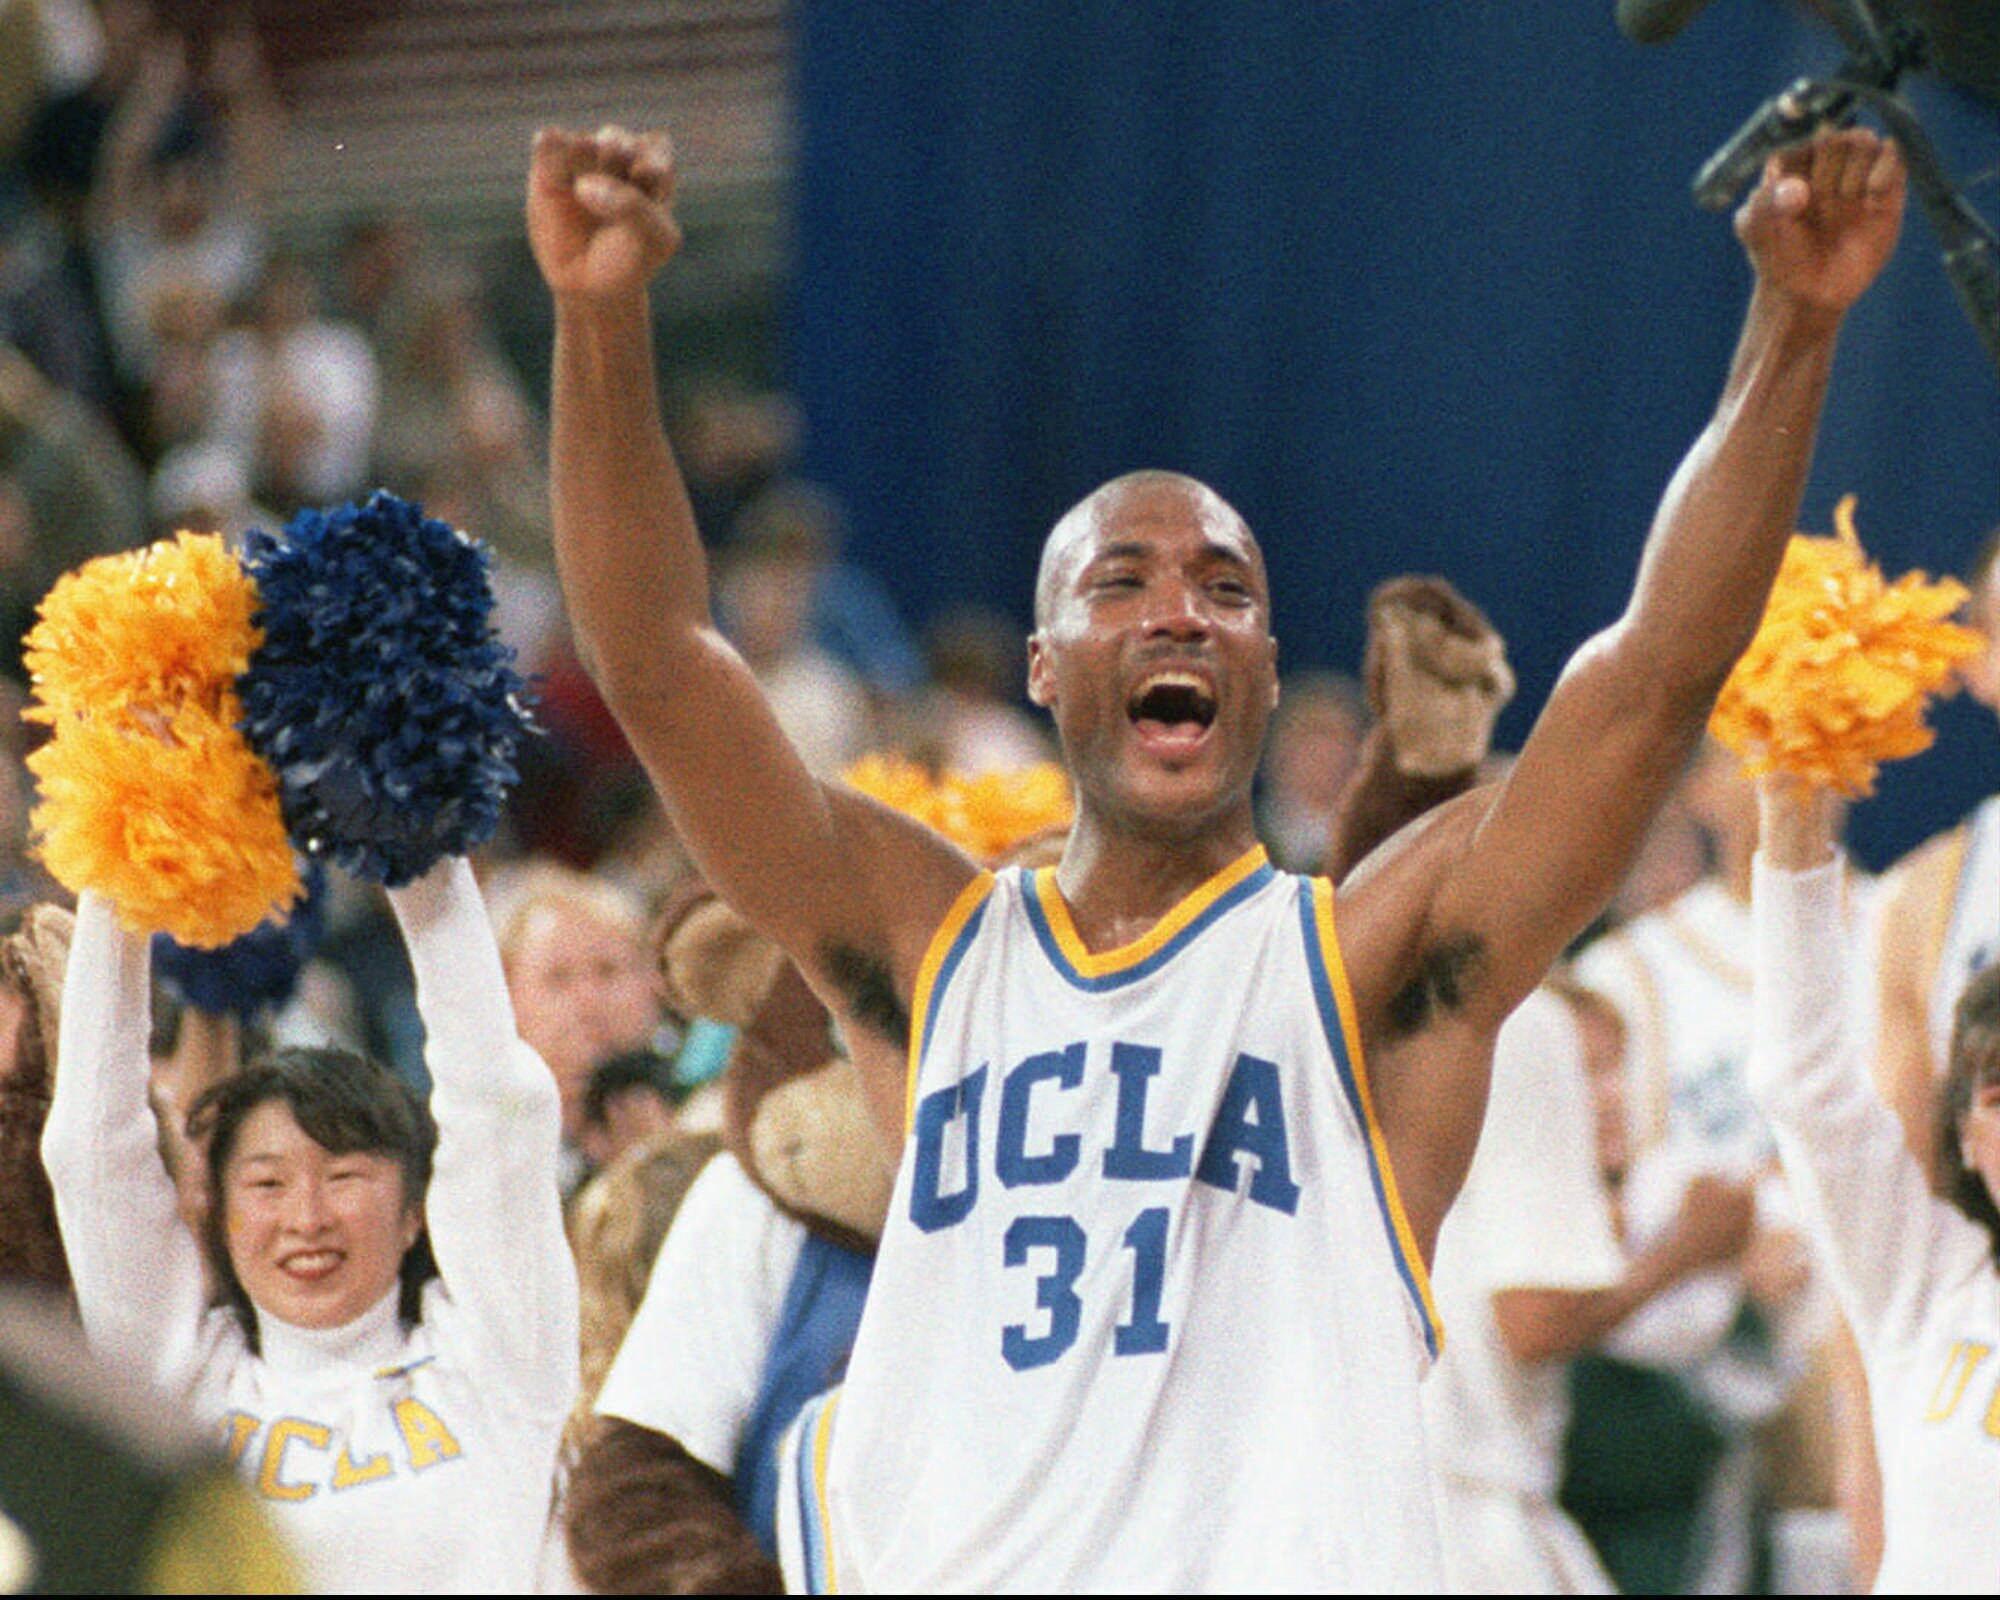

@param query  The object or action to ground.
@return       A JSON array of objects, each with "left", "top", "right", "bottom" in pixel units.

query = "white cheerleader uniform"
[
  {"left": 43, "top": 862, "right": 579, "bottom": 1594},
  {"left": 793, "top": 845, "right": 1445, "bottom": 1593},
  {"left": 1751, "top": 856, "right": 2000, "bottom": 1595}
]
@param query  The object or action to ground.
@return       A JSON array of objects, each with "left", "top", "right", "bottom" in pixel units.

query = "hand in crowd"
[
  {"left": 1739, "top": 1224, "right": 1814, "bottom": 1311},
  {"left": 1735, "top": 127, "right": 1906, "bottom": 318},
  {"left": 528, "top": 126, "right": 683, "bottom": 302},
  {"left": 1661, "top": 1170, "right": 1759, "bottom": 1275}
]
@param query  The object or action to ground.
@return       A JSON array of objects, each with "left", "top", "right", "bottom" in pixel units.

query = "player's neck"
[{"left": 1053, "top": 808, "right": 1264, "bottom": 954}]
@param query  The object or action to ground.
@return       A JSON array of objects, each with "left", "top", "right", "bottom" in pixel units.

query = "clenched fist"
[
  {"left": 528, "top": 124, "right": 683, "bottom": 301},
  {"left": 1735, "top": 125, "right": 1905, "bottom": 319}
]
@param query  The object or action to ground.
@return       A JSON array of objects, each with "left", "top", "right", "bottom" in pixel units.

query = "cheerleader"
[
  {"left": 41, "top": 857, "right": 579, "bottom": 1593},
  {"left": 1750, "top": 777, "right": 2000, "bottom": 1593}
]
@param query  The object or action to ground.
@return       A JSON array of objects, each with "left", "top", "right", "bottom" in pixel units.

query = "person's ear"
[{"left": 1027, "top": 632, "right": 1054, "bottom": 710}]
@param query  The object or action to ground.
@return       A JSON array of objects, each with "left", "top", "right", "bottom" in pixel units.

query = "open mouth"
[
  {"left": 1127, "top": 670, "right": 1217, "bottom": 750},
  {"left": 279, "top": 1248, "right": 345, "bottom": 1282}
]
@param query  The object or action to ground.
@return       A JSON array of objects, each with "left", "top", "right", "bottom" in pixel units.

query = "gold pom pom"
[
  {"left": 841, "top": 753, "right": 943, "bottom": 829},
  {"left": 1710, "top": 496, "right": 1986, "bottom": 796},
  {"left": 842, "top": 754, "right": 1075, "bottom": 863},
  {"left": 21, "top": 532, "right": 298, "bottom": 945},
  {"left": 22, "top": 532, "right": 262, "bottom": 725},
  {"left": 933, "top": 764, "right": 1075, "bottom": 861},
  {"left": 27, "top": 703, "right": 301, "bottom": 949}
]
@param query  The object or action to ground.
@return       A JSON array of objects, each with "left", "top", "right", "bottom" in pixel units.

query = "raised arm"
[
  {"left": 1747, "top": 779, "right": 1964, "bottom": 1348},
  {"left": 386, "top": 859, "right": 577, "bottom": 1419},
  {"left": 1324, "top": 576, "right": 1512, "bottom": 883},
  {"left": 529, "top": 128, "right": 974, "bottom": 1067},
  {"left": 39, "top": 894, "right": 210, "bottom": 1384},
  {"left": 1343, "top": 130, "right": 1907, "bottom": 1242}
]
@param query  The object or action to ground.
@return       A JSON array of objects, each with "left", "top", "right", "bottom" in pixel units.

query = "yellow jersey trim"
[
  {"left": 903, "top": 871, "right": 997, "bottom": 1132},
  {"left": 810, "top": 1391, "right": 843, "bottom": 1594},
  {"left": 1032, "top": 844, "right": 1271, "bottom": 979},
  {"left": 1310, "top": 876, "right": 1445, "bottom": 1355}
]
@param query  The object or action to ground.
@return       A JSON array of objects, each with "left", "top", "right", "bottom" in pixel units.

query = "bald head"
[{"left": 1033, "top": 471, "right": 1261, "bottom": 629}]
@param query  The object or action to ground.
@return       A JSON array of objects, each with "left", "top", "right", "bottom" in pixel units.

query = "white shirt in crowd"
[
  {"left": 1422, "top": 988, "right": 1622, "bottom": 1593},
  {"left": 1750, "top": 856, "right": 2000, "bottom": 1596},
  {"left": 594, "top": 1151, "right": 806, "bottom": 1471},
  {"left": 42, "top": 862, "right": 579, "bottom": 1595}
]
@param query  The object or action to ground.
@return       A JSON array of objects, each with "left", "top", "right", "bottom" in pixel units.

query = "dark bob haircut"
[
  {"left": 1939, "top": 960, "right": 2000, "bottom": 1267},
  {"left": 187, "top": 1047, "right": 438, "bottom": 1350}
]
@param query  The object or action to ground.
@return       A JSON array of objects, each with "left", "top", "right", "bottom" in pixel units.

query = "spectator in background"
[
  {"left": 20, "top": 0, "right": 156, "bottom": 219},
  {"left": 1258, "top": 669, "right": 1367, "bottom": 872},
  {"left": 131, "top": 271, "right": 221, "bottom": 463},
  {"left": 490, "top": 864, "right": 667, "bottom": 1197},
  {"left": 147, "top": 437, "right": 272, "bottom": 543},
  {"left": 578, "top": 1049, "right": 679, "bottom": 1172},
  {"left": 375, "top": 264, "right": 544, "bottom": 562},
  {"left": 1, "top": 344, "right": 145, "bottom": 666},
  {"left": 1569, "top": 741, "right": 1846, "bottom": 1592},
  {"left": 209, "top": 252, "right": 377, "bottom": 505},
  {"left": 734, "top": 476, "right": 926, "bottom": 697},
  {"left": 669, "top": 379, "right": 795, "bottom": 549},
  {"left": 0, "top": 172, "right": 114, "bottom": 408},
  {"left": 1424, "top": 974, "right": 1759, "bottom": 1592},
  {"left": 906, "top": 605, "right": 1053, "bottom": 772},
  {"left": 336, "top": 210, "right": 429, "bottom": 348},
  {"left": 88, "top": 16, "right": 276, "bottom": 389},
  {"left": 717, "top": 487, "right": 875, "bottom": 777}
]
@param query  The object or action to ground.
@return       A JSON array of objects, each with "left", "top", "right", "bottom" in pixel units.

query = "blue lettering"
[
  {"left": 997, "top": 1044, "right": 1084, "bottom": 1188},
  {"left": 1115, "top": 1205, "right": 1173, "bottom": 1355},
  {"left": 910, "top": 1066, "right": 987, "bottom": 1232},
  {"left": 1195, "top": 1052, "right": 1300, "bottom": 1215},
  {"left": 1002, "top": 1215, "right": 1086, "bottom": 1370},
  {"left": 1102, "top": 1042, "right": 1194, "bottom": 1180}
]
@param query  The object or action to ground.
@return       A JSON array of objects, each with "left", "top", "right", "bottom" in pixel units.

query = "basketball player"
[
  {"left": 1873, "top": 528, "right": 2000, "bottom": 1174},
  {"left": 529, "top": 124, "right": 1906, "bottom": 1590}
]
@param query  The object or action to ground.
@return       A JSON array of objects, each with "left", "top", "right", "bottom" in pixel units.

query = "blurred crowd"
[{"left": 4, "top": 4, "right": 1998, "bottom": 1596}]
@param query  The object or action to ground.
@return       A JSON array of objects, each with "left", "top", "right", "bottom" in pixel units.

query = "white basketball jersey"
[
  {"left": 1929, "top": 794, "right": 2000, "bottom": 1074},
  {"left": 801, "top": 846, "right": 1445, "bottom": 1593}
]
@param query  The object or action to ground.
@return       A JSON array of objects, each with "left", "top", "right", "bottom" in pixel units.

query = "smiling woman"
[
  {"left": 191, "top": 1049, "right": 434, "bottom": 1343},
  {"left": 39, "top": 860, "right": 579, "bottom": 1593}
]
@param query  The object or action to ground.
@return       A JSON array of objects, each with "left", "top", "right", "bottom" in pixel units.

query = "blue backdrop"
[{"left": 789, "top": 0, "right": 2000, "bottom": 867}]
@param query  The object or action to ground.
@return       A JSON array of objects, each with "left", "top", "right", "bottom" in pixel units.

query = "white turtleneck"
[{"left": 43, "top": 861, "right": 578, "bottom": 1595}]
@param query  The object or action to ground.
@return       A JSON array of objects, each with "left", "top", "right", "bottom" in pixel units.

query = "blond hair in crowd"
[{"left": 566, "top": 1129, "right": 723, "bottom": 1453}]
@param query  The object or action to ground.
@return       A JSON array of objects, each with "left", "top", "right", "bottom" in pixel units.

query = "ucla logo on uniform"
[
  {"left": 908, "top": 1039, "right": 1300, "bottom": 1373},
  {"left": 909, "top": 1039, "right": 1300, "bottom": 1230}
]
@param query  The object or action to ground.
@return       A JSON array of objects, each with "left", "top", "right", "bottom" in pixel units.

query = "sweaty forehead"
[{"left": 1035, "top": 474, "right": 1262, "bottom": 622}]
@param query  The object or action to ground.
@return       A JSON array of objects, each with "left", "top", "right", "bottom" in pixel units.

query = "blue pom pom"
[
  {"left": 153, "top": 862, "right": 327, "bottom": 1019},
  {"left": 238, "top": 491, "right": 535, "bottom": 886}
]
